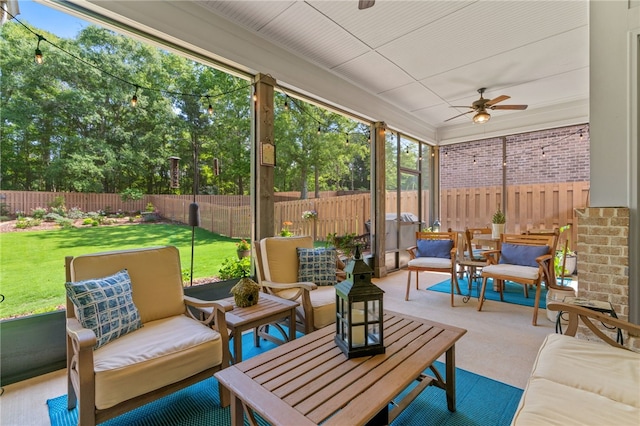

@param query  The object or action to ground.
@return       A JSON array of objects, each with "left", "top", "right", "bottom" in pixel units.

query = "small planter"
[
  {"left": 491, "top": 223, "right": 504, "bottom": 239},
  {"left": 563, "top": 255, "right": 577, "bottom": 276},
  {"left": 237, "top": 249, "right": 251, "bottom": 259}
]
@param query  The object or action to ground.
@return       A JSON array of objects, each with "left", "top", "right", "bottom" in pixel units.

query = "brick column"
[{"left": 576, "top": 207, "right": 637, "bottom": 348}]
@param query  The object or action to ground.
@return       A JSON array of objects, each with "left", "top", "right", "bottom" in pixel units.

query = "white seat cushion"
[
  {"left": 482, "top": 264, "right": 540, "bottom": 280},
  {"left": 93, "top": 314, "right": 222, "bottom": 409},
  {"left": 276, "top": 285, "right": 336, "bottom": 329},
  {"left": 408, "top": 257, "right": 452, "bottom": 269},
  {"left": 511, "top": 334, "right": 640, "bottom": 425}
]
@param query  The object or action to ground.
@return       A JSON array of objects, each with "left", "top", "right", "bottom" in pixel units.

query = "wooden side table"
[
  {"left": 199, "top": 292, "right": 299, "bottom": 363},
  {"left": 555, "top": 296, "right": 623, "bottom": 344}
]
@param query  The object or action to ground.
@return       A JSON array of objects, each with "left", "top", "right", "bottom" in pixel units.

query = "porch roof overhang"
[{"left": 47, "top": 0, "right": 589, "bottom": 145}]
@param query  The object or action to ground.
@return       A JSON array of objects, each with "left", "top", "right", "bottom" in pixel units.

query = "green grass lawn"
[{"left": 0, "top": 223, "right": 241, "bottom": 319}]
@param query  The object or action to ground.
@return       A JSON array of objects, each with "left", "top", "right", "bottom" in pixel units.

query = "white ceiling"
[{"left": 61, "top": 0, "right": 590, "bottom": 144}]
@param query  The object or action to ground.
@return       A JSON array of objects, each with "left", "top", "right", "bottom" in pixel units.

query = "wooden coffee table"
[
  {"left": 215, "top": 311, "right": 467, "bottom": 426},
  {"left": 200, "top": 292, "right": 299, "bottom": 363}
]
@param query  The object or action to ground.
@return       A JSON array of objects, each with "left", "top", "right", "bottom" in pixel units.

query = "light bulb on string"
[
  {"left": 131, "top": 86, "right": 139, "bottom": 107},
  {"left": 579, "top": 130, "right": 583, "bottom": 140},
  {"left": 473, "top": 155, "right": 476, "bottom": 165},
  {"left": 284, "top": 97, "right": 289, "bottom": 111},
  {"left": 542, "top": 147, "right": 545, "bottom": 157},
  {"left": 317, "top": 126, "right": 321, "bottom": 135},
  {"left": 34, "top": 34, "right": 45, "bottom": 65},
  {"left": 252, "top": 92, "right": 257, "bottom": 102},
  {"left": 367, "top": 133, "right": 371, "bottom": 143},
  {"left": 346, "top": 136, "right": 349, "bottom": 144},
  {"left": 206, "top": 96, "right": 213, "bottom": 115}
]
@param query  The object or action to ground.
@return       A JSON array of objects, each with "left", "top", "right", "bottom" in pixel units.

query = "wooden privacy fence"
[
  {"left": 441, "top": 181, "right": 589, "bottom": 247},
  {"left": 0, "top": 191, "right": 149, "bottom": 215},
  {"left": 2, "top": 182, "right": 588, "bottom": 246}
]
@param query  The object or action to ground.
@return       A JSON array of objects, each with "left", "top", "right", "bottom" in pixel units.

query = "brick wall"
[
  {"left": 440, "top": 124, "right": 590, "bottom": 189},
  {"left": 576, "top": 207, "right": 637, "bottom": 349}
]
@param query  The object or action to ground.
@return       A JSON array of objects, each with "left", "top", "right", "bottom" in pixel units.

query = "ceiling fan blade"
[
  {"left": 485, "top": 95, "right": 510, "bottom": 106},
  {"left": 444, "top": 110, "right": 474, "bottom": 122},
  {"left": 358, "top": 0, "right": 375, "bottom": 9},
  {"left": 449, "top": 105, "right": 474, "bottom": 109},
  {"left": 490, "top": 104, "right": 528, "bottom": 110}
]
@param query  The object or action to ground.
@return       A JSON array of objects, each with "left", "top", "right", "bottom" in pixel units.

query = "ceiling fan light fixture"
[{"left": 473, "top": 110, "right": 491, "bottom": 123}]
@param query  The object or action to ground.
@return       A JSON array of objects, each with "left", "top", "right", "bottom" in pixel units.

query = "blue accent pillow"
[
  {"left": 65, "top": 269, "right": 142, "bottom": 349},
  {"left": 297, "top": 247, "right": 337, "bottom": 286},
  {"left": 499, "top": 243, "right": 549, "bottom": 267},
  {"left": 416, "top": 239, "right": 453, "bottom": 259}
]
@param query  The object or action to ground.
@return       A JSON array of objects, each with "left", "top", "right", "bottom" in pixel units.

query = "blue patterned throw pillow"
[
  {"left": 65, "top": 269, "right": 142, "bottom": 349},
  {"left": 297, "top": 247, "right": 337, "bottom": 286}
]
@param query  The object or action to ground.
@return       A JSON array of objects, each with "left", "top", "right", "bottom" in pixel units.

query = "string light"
[
  {"left": 206, "top": 96, "right": 213, "bottom": 115},
  {"left": 473, "top": 155, "right": 477, "bottom": 165},
  {"left": 131, "top": 85, "right": 139, "bottom": 107},
  {"left": 34, "top": 34, "right": 45, "bottom": 65},
  {"left": 283, "top": 97, "right": 289, "bottom": 111},
  {"left": 252, "top": 92, "right": 257, "bottom": 102},
  {"left": 317, "top": 126, "right": 321, "bottom": 135},
  {"left": 541, "top": 147, "right": 545, "bottom": 157},
  {"left": 579, "top": 130, "right": 583, "bottom": 139}
]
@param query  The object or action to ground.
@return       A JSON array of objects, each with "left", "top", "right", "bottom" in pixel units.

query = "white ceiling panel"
[
  {"left": 332, "top": 51, "right": 414, "bottom": 94},
  {"left": 199, "top": 1, "right": 295, "bottom": 32},
  {"left": 381, "top": 82, "right": 442, "bottom": 112},
  {"left": 378, "top": 1, "right": 587, "bottom": 80},
  {"left": 258, "top": 2, "right": 370, "bottom": 69},
  {"left": 309, "top": 0, "right": 474, "bottom": 48}
]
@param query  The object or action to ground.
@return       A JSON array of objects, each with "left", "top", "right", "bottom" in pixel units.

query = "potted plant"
[
  {"left": 491, "top": 207, "right": 506, "bottom": 239},
  {"left": 554, "top": 224, "right": 577, "bottom": 278},
  {"left": 236, "top": 239, "right": 251, "bottom": 259}
]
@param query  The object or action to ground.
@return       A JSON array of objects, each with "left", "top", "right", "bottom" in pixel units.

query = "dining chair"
[
  {"left": 457, "top": 227, "right": 491, "bottom": 302},
  {"left": 479, "top": 233, "right": 556, "bottom": 325},
  {"left": 406, "top": 231, "right": 460, "bottom": 306},
  {"left": 525, "top": 228, "right": 562, "bottom": 288}
]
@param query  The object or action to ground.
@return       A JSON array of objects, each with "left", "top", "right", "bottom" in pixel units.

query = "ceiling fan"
[
  {"left": 445, "top": 88, "right": 528, "bottom": 123},
  {"left": 358, "top": 0, "right": 375, "bottom": 10}
]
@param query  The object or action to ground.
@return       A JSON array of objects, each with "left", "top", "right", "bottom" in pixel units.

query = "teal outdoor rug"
[
  {"left": 48, "top": 330, "right": 523, "bottom": 426},
  {"left": 428, "top": 277, "right": 549, "bottom": 309}
]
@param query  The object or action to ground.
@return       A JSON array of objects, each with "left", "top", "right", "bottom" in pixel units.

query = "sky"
[{"left": 13, "top": 1, "right": 88, "bottom": 38}]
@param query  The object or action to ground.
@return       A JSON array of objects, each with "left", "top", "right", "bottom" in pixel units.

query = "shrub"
[
  {"left": 49, "top": 206, "right": 67, "bottom": 217},
  {"left": 15, "top": 217, "right": 41, "bottom": 229},
  {"left": 44, "top": 213, "right": 64, "bottom": 222},
  {"left": 82, "top": 218, "right": 95, "bottom": 226},
  {"left": 67, "top": 207, "right": 85, "bottom": 219},
  {"left": 57, "top": 218, "right": 75, "bottom": 229},
  {"left": 31, "top": 207, "right": 47, "bottom": 219},
  {"left": 0, "top": 202, "right": 10, "bottom": 217},
  {"left": 218, "top": 257, "right": 251, "bottom": 280},
  {"left": 145, "top": 202, "right": 155, "bottom": 212},
  {"left": 48, "top": 195, "right": 66, "bottom": 210}
]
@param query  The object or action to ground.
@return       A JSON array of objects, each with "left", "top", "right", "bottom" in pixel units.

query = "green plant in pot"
[
  {"left": 554, "top": 224, "right": 577, "bottom": 279},
  {"left": 491, "top": 207, "right": 506, "bottom": 238}
]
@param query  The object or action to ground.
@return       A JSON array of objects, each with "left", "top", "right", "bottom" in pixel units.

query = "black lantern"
[{"left": 335, "top": 247, "right": 385, "bottom": 358}]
